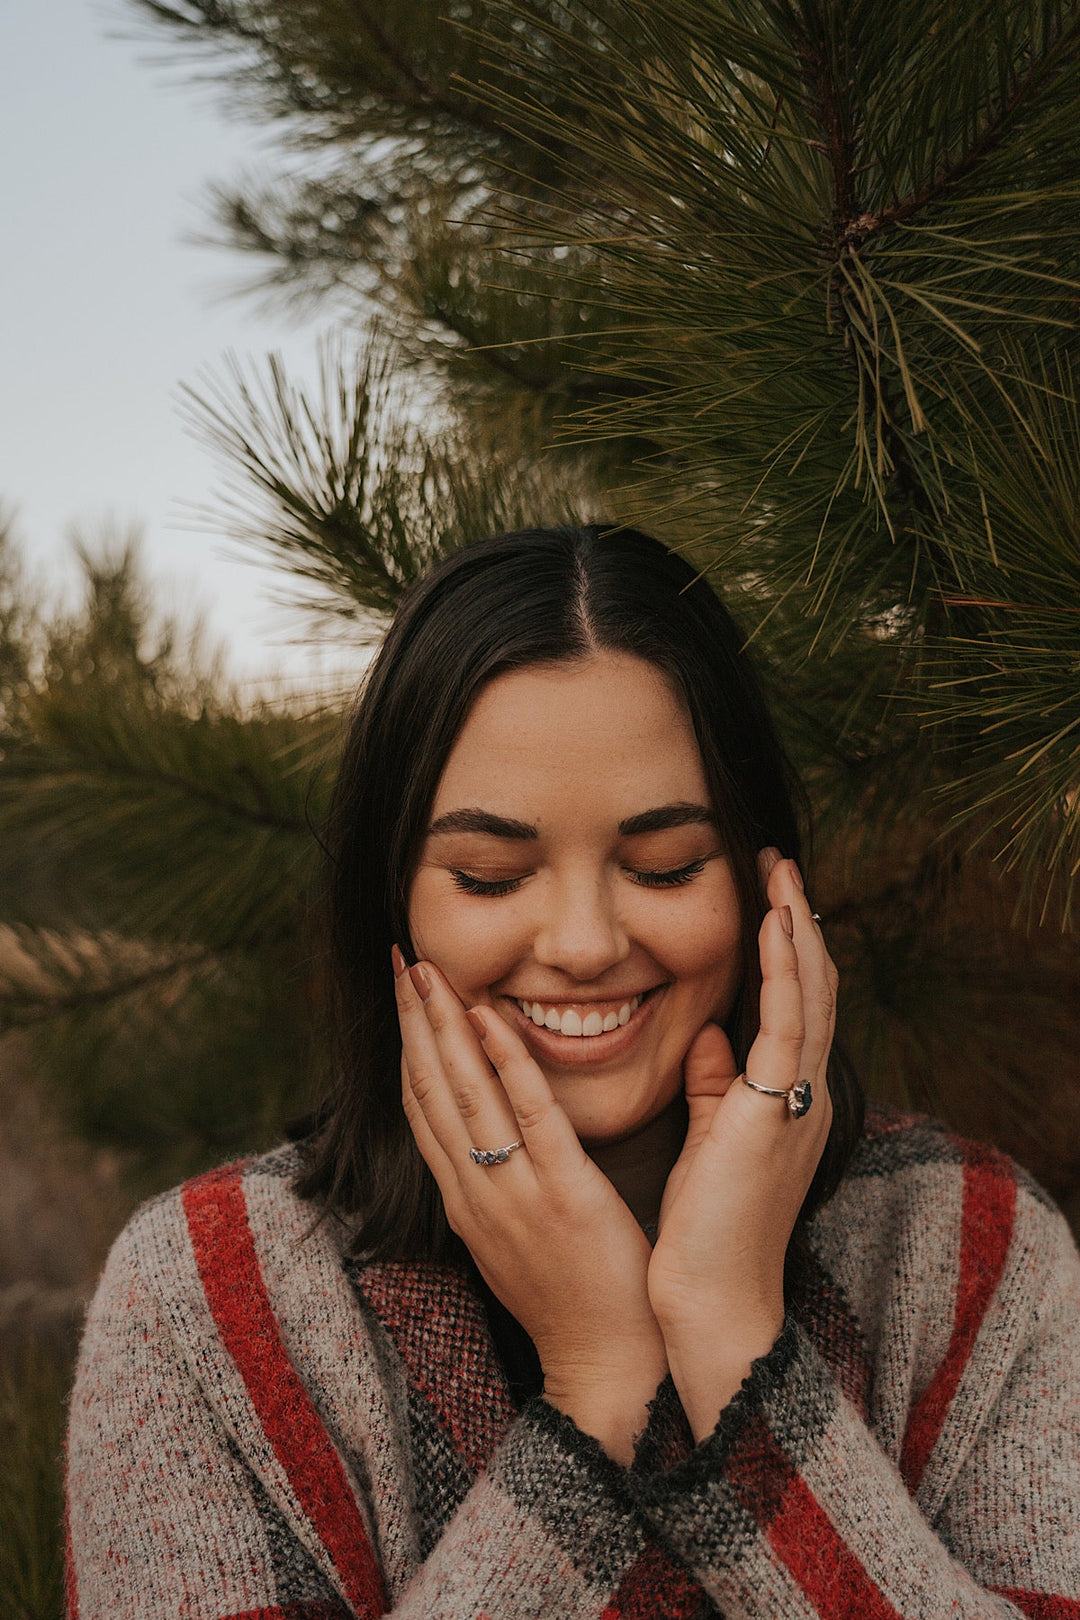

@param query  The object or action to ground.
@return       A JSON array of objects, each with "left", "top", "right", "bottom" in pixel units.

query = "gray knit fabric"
[{"left": 65, "top": 1112, "right": 1080, "bottom": 1618}]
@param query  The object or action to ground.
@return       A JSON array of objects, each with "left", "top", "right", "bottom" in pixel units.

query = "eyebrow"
[
  {"left": 617, "top": 802, "right": 718, "bottom": 836},
  {"left": 427, "top": 807, "right": 538, "bottom": 839},
  {"left": 426, "top": 802, "right": 717, "bottom": 839}
]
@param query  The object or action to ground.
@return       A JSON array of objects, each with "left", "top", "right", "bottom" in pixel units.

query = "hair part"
[{"left": 295, "top": 525, "right": 863, "bottom": 1260}]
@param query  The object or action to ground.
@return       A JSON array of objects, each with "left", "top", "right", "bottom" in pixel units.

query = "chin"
[{"left": 554, "top": 1081, "right": 683, "bottom": 1148}]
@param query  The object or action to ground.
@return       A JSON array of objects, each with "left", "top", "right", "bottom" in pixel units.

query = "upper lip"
[{"left": 503, "top": 986, "right": 661, "bottom": 1004}]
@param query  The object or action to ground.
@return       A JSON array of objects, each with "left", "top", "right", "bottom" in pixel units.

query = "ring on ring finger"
[
  {"left": 468, "top": 1139, "right": 524, "bottom": 1166},
  {"left": 740, "top": 1073, "right": 814, "bottom": 1118}
]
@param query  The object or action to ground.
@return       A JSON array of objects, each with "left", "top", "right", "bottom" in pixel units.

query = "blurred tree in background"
[{"left": 2, "top": 0, "right": 1079, "bottom": 1236}]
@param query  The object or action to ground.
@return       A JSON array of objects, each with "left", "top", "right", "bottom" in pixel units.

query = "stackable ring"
[
  {"left": 468, "top": 1140, "right": 524, "bottom": 1166},
  {"left": 740, "top": 1073, "right": 814, "bottom": 1118}
]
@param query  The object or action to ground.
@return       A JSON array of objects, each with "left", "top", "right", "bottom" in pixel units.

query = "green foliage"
[
  {"left": 0, "top": 538, "right": 332, "bottom": 1190},
  {"left": 183, "top": 335, "right": 597, "bottom": 633},
  {"left": 0, "top": 1344, "right": 69, "bottom": 1620},
  {"left": 0, "top": 512, "right": 39, "bottom": 742}
]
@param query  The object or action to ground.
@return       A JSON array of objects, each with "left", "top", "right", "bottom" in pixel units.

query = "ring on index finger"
[{"left": 740, "top": 1073, "right": 814, "bottom": 1118}]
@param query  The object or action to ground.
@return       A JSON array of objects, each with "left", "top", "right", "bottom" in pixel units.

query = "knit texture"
[{"left": 65, "top": 1112, "right": 1080, "bottom": 1618}]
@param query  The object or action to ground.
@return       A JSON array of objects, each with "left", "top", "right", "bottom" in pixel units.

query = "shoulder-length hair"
[{"left": 295, "top": 525, "right": 863, "bottom": 1257}]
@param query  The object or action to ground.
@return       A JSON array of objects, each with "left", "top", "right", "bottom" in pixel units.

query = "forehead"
[{"left": 430, "top": 652, "right": 709, "bottom": 821}]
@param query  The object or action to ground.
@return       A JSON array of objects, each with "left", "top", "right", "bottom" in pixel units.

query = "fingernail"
[
  {"left": 391, "top": 944, "right": 407, "bottom": 978},
  {"left": 787, "top": 860, "right": 804, "bottom": 892},
  {"left": 761, "top": 846, "right": 782, "bottom": 876},
  {"left": 409, "top": 963, "right": 432, "bottom": 1001},
  {"left": 779, "top": 904, "right": 794, "bottom": 939},
  {"left": 466, "top": 1007, "right": 489, "bottom": 1040}
]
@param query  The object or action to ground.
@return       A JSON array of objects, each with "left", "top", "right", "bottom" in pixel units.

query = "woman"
[{"left": 66, "top": 526, "right": 1079, "bottom": 1618}]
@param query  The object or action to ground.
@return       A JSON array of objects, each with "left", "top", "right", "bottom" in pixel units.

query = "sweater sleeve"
[
  {"left": 66, "top": 1206, "right": 674, "bottom": 1620},
  {"left": 626, "top": 1196, "right": 1080, "bottom": 1619}
]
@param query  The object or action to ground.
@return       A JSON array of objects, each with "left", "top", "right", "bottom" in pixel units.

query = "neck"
[{"left": 584, "top": 1095, "right": 689, "bottom": 1234}]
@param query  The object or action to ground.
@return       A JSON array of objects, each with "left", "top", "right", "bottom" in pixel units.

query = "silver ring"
[
  {"left": 469, "top": 1140, "right": 524, "bottom": 1166},
  {"left": 811, "top": 912, "right": 822, "bottom": 922},
  {"left": 740, "top": 1073, "right": 814, "bottom": 1118}
]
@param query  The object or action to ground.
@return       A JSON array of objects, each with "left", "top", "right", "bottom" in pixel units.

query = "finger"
[
  {"left": 680, "top": 1021, "right": 737, "bottom": 1143},
  {"left": 467, "top": 1003, "right": 591, "bottom": 1178},
  {"left": 414, "top": 963, "right": 521, "bottom": 1154},
  {"left": 744, "top": 904, "right": 804, "bottom": 1100},
  {"left": 400, "top": 1048, "right": 455, "bottom": 1183},
  {"left": 763, "top": 856, "right": 837, "bottom": 1089},
  {"left": 395, "top": 957, "right": 498, "bottom": 1160},
  {"left": 683, "top": 1020, "right": 737, "bottom": 1101}
]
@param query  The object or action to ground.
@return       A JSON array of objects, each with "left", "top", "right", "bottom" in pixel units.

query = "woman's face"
[{"left": 408, "top": 651, "right": 744, "bottom": 1147}]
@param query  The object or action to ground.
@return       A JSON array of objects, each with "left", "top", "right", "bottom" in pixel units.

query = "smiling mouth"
[{"left": 508, "top": 986, "right": 661, "bottom": 1039}]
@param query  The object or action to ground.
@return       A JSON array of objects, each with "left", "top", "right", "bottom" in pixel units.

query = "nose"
[{"left": 531, "top": 869, "right": 630, "bottom": 983}]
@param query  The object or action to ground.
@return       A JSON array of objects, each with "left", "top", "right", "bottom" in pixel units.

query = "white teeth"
[{"left": 516, "top": 993, "right": 644, "bottom": 1035}]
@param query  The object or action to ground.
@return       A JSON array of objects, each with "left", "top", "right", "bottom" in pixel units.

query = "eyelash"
[{"left": 449, "top": 858, "right": 710, "bottom": 897}]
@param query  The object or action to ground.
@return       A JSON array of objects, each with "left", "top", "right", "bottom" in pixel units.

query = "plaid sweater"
[{"left": 65, "top": 1111, "right": 1080, "bottom": 1619}]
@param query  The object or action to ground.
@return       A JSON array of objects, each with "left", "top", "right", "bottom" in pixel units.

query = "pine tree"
[{"left": 2, "top": 0, "right": 1077, "bottom": 1222}]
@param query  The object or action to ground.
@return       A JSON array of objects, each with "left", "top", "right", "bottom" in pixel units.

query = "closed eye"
[
  {"left": 627, "top": 857, "right": 709, "bottom": 888},
  {"left": 450, "top": 855, "right": 713, "bottom": 897},
  {"left": 450, "top": 870, "right": 526, "bottom": 897}
]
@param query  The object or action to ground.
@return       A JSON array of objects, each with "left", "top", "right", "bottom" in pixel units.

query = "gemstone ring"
[{"left": 739, "top": 1075, "right": 814, "bottom": 1118}]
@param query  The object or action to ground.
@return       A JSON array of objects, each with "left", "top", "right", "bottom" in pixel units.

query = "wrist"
[
  {"left": 662, "top": 1311, "right": 784, "bottom": 1445},
  {"left": 542, "top": 1343, "right": 669, "bottom": 1467}
]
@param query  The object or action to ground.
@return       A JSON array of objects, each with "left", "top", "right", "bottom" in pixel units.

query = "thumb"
[{"left": 683, "top": 1020, "right": 738, "bottom": 1109}]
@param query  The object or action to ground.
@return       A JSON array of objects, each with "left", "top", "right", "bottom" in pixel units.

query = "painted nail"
[
  {"left": 409, "top": 963, "right": 433, "bottom": 1001},
  {"left": 466, "top": 1007, "right": 489, "bottom": 1041},
  {"left": 788, "top": 860, "right": 804, "bottom": 892},
  {"left": 391, "top": 943, "right": 407, "bottom": 978},
  {"left": 761, "top": 846, "right": 782, "bottom": 876},
  {"left": 779, "top": 904, "right": 794, "bottom": 939}
]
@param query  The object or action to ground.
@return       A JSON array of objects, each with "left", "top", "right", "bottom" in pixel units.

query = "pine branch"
[
  {"left": 0, "top": 937, "right": 215, "bottom": 1030},
  {"left": 8, "top": 753, "right": 310, "bottom": 836},
  {"left": 343, "top": 0, "right": 516, "bottom": 142},
  {"left": 180, "top": 331, "right": 602, "bottom": 631},
  {"left": 859, "top": 8, "right": 1080, "bottom": 246}
]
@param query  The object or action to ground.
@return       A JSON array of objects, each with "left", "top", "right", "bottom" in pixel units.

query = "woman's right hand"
[{"left": 394, "top": 948, "right": 667, "bottom": 1463}]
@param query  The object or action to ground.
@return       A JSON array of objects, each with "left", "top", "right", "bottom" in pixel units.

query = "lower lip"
[{"left": 504, "top": 988, "right": 664, "bottom": 1067}]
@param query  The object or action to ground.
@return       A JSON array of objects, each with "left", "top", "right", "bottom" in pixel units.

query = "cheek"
[
  {"left": 650, "top": 884, "right": 743, "bottom": 1004},
  {"left": 408, "top": 873, "right": 524, "bottom": 996}
]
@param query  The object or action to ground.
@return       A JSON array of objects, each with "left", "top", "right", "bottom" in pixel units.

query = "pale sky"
[{"left": 2, "top": 0, "right": 361, "bottom": 691}]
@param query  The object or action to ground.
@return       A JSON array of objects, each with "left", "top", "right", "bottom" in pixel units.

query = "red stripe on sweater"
[
  {"left": 601, "top": 1538, "right": 704, "bottom": 1618},
  {"left": 727, "top": 1415, "right": 903, "bottom": 1618},
  {"left": 900, "top": 1150, "right": 1017, "bottom": 1492},
  {"left": 989, "top": 1593, "right": 1080, "bottom": 1619},
  {"left": 183, "top": 1166, "right": 388, "bottom": 1620},
  {"left": 766, "top": 1469, "right": 904, "bottom": 1619}
]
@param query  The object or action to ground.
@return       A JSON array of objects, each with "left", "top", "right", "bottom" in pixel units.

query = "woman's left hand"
[{"left": 647, "top": 848, "right": 837, "bottom": 1440}]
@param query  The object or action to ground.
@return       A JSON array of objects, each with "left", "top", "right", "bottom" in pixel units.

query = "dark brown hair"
[{"left": 296, "top": 525, "right": 863, "bottom": 1255}]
